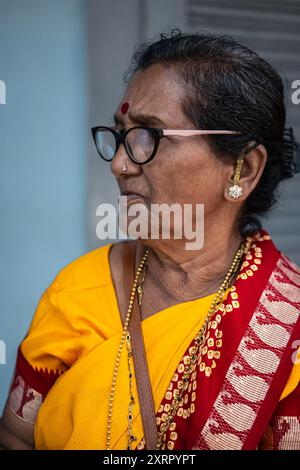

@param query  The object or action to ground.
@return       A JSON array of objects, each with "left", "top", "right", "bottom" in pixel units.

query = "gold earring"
[{"left": 229, "top": 155, "right": 244, "bottom": 199}]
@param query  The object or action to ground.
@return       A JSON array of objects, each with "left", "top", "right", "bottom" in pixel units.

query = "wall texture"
[{"left": 0, "top": 0, "right": 88, "bottom": 412}]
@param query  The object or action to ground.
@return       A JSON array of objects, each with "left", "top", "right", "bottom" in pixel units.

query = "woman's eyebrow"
[{"left": 113, "top": 111, "right": 167, "bottom": 127}]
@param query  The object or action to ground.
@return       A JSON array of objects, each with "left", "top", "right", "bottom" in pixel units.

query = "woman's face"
[{"left": 111, "top": 63, "right": 236, "bottom": 241}]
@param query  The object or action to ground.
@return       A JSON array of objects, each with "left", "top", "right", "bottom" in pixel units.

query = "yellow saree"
[{"left": 9, "top": 239, "right": 300, "bottom": 450}]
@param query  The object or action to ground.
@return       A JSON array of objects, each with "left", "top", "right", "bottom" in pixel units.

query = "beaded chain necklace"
[{"left": 106, "top": 238, "right": 251, "bottom": 450}]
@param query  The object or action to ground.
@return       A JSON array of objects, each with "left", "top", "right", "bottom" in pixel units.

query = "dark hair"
[{"left": 125, "top": 29, "right": 299, "bottom": 236}]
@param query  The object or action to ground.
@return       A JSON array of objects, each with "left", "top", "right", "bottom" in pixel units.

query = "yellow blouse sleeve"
[
  {"left": 280, "top": 346, "right": 300, "bottom": 401},
  {"left": 20, "top": 276, "right": 79, "bottom": 375}
]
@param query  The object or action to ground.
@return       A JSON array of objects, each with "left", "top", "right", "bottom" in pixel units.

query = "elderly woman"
[{"left": 1, "top": 31, "right": 300, "bottom": 451}]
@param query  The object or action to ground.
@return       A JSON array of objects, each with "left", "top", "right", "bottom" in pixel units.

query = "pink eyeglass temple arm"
[{"left": 163, "top": 130, "right": 240, "bottom": 136}]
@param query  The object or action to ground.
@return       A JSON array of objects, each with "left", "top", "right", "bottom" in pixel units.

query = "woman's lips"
[
  {"left": 120, "top": 191, "right": 148, "bottom": 206},
  {"left": 121, "top": 191, "right": 145, "bottom": 200}
]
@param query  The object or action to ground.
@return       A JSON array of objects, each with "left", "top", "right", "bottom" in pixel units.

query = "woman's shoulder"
[
  {"left": 261, "top": 229, "right": 300, "bottom": 278},
  {"left": 52, "top": 242, "right": 115, "bottom": 293},
  {"left": 284, "top": 253, "right": 300, "bottom": 271},
  {"left": 276, "top": 251, "right": 300, "bottom": 280}
]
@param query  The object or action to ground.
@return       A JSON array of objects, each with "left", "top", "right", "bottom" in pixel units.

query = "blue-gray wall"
[{"left": 0, "top": 0, "right": 88, "bottom": 412}]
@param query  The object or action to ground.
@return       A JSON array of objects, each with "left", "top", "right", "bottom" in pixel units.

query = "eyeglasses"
[{"left": 91, "top": 125, "right": 240, "bottom": 165}]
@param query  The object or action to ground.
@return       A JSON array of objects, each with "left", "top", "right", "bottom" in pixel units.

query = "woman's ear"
[{"left": 224, "top": 144, "right": 268, "bottom": 203}]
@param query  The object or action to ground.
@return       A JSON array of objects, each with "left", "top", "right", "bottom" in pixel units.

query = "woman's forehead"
[{"left": 118, "top": 65, "right": 188, "bottom": 126}]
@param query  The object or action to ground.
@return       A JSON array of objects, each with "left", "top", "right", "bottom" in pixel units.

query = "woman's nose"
[{"left": 110, "top": 146, "right": 141, "bottom": 177}]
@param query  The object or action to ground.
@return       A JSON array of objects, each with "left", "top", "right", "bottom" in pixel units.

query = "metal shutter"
[{"left": 185, "top": 0, "right": 300, "bottom": 264}]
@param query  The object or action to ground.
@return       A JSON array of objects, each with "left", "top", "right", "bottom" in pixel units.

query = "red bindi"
[{"left": 121, "top": 102, "right": 129, "bottom": 114}]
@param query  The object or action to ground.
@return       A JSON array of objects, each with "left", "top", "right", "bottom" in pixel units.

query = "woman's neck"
[{"left": 138, "top": 226, "right": 243, "bottom": 304}]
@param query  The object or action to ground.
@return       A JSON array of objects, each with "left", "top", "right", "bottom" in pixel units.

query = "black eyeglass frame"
[
  {"left": 91, "top": 125, "right": 164, "bottom": 165},
  {"left": 91, "top": 125, "right": 242, "bottom": 165}
]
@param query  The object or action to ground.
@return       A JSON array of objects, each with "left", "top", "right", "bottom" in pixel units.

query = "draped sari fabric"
[{"left": 7, "top": 231, "right": 300, "bottom": 449}]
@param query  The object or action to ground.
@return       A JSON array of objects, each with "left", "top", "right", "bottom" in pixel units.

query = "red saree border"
[
  {"left": 271, "top": 415, "right": 300, "bottom": 449},
  {"left": 258, "top": 382, "right": 300, "bottom": 449},
  {"left": 7, "top": 348, "right": 62, "bottom": 424},
  {"left": 193, "top": 252, "right": 300, "bottom": 449},
  {"left": 137, "top": 231, "right": 300, "bottom": 450},
  {"left": 189, "top": 232, "right": 281, "bottom": 441},
  {"left": 243, "top": 254, "right": 300, "bottom": 449},
  {"left": 14, "top": 347, "right": 62, "bottom": 398}
]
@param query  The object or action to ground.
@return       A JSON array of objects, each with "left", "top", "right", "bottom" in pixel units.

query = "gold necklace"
[
  {"left": 155, "top": 240, "right": 249, "bottom": 449},
  {"left": 106, "top": 238, "right": 251, "bottom": 450}
]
